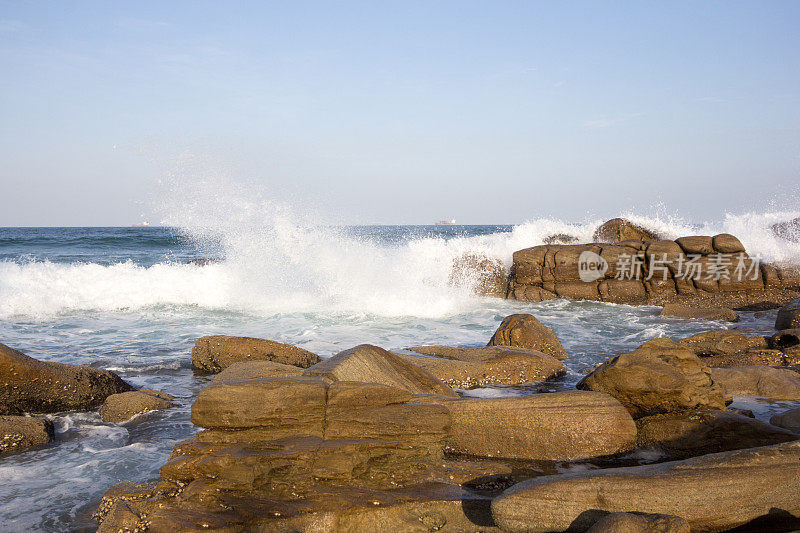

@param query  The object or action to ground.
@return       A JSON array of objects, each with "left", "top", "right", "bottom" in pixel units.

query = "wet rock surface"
[
  {"left": 0, "top": 415, "right": 54, "bottom": 456},
  {"left": 99, "top": 390, "right": 176, "bottom": 424},
  {"left": 191, "top": 335, "right": 321, "bottom": 373},
  {"left": 486, "top": 313, "right": 568, "bottom": 360}
]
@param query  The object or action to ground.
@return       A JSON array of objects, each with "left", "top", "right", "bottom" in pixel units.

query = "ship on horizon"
[
  {"left": 435, "top": 219, "right": 456, "bottom": 225},
  {"left": 132, "top": 222, "right": 151, "bottom": 227}
]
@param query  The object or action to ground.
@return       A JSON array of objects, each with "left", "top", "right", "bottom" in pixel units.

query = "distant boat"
[
  {"left": 132, "top": 222, "right": 151, "bottom": 227},
  {"left": 435, "top": 219, "right": 456, "bottom": 225}
]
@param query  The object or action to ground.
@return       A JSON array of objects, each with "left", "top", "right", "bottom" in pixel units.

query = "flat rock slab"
[
  {"left": 491, "top": 441, "right": 800, "bottom": 533},
  {"left": 428, "top": 390, "right": 636, "bottom": 461},
  {"left": 303, "top": 344, "right": 457, "bottom": 397},
  {"left": 0, "top": 415, "right": 54, "bottom": 456},
  {"left": 191, "top": 336, "right": 321, "bottom": 373},
  {"left": 0, "top": 342, "right": 132, "bottom": 415}
]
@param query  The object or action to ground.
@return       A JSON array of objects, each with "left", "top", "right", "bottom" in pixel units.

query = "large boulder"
[
  {"left": 428, "top": 391, "right": 637, "bottom": 461},
  {"left": 303, "top": 344, "right": 457, "bottom": 397},
  {"left": 401, "top": 346, "right": 566, "bottom": 388},
  {"left": 635, "top": 410, "right": 797, "bottom": 460},
  {"left": 776, "top": 299, "right": 800, "bottom": 330},
  {"left": 486, "top": 314, "right": 568, "bottom": 360},
  {"left": 99, "top": 390, "right": 175, "bottom": 424},
  {"left": 711, "top": 366, "right": 800, "bottom": 400},
  {"left": 577, "top": 339, "right": 729, "bottom": 418},
  {"left": 0, "top": 342, "right": 132, "bottom": 415},
  {"left": 771, "top": 407, "right": 800, "bottom": 432},
  {"left": 660, "top": 304, "right": 739, "bottom": 322},
  {"left": 593, "top": 218, "right": 660, "bottom": 243},
  {"left": 491, "top": 441, "right": 800, "bottom": 533},
  {"left": 586, "top": 512, "right": 690, "bottom": 533},
  {"left": 0, "top": 415, "right": 54, "bottom": 456},
  {"left": 190, "top": 335, "right": 321, "bottom": 373}
]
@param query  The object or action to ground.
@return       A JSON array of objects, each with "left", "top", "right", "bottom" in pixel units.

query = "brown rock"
[
  {"left": 99, "top": 390, "right": 175, "bottom": 424},
  {"left": 212, "top": 360, "right": 303, "bottom": 384},
  {"left": 711, "top": 366, "right": 800, "bottom": 400},
  {"left": 402, "top": 346, "right": 566, "bottom": 388},
  {"left": 674, "top": 235, "right": 715, "bottom": 255},
  {"left": 544, "top": 233, "right": 579, "bottom": 245},
  {"left": 635, "top": 410, "right": 797, "bottom": 460},
  {"left": 486, "top": 314, "right": 568, "bottom": 360},
  {"left": 593, "top": 218, "right": 660, "bottom": 243},
  {"left": 678, "top": 330, "right": 768, "bottom": 356},
  {"left": 429, "top": 391, "right": 637, "bottom": 461},
  {"left": 0, "top": 415, "right": 54, "bottom": 456},
  {"left": 712, "top": 233, "right": 746, "bottom": 253},
  {"left": 771, "top": 407, "right": 800, "bottom": 432},
  {"left": 577, "top": 339, "right": 729, "bottom": 418},
  {"left": 491, "top": 441, "right": 800, "bottom": 533},
  {"left": 660, "top": 303, "right": 739, "bottom": 322},
  {"left": 586, "top": 512, "right": 690, "bottom": 533},
  {"left": 303, "top": 344, "right": 457, "bottom": 397},
  {"left": 776, "top": 299, "right": 800, "bottom": 330},
  {"left": 190, "top": 335, "right": 321, "bottom": 373},
  {"left": 448, "top": 253, "right": 509, "bottom": 297},
  {"left": 0, "top": 342, "right": 132, "bottom": 415}
]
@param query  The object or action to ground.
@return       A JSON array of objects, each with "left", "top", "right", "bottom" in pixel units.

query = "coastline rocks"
[
  {"left": 491, "top": 441, "right": 800, "bottom": 533},
  {"left": 303, "top": 344, "right": 457, "bottom": 397},
  {"left": 99, "top": 390, "right": 175, "bottom": 424},
  {"left": 660, "top": 303, "right": 739, "bottom": 322},
  {"left": 776, "top": 299, "right": 800, "bottom": 330},
  {"left": 771, "top": 407, "right": 800, "bottom": 432},
  {"left": 0, "top": 415, "right": 54, "bottom": 456},
  {"left": 430, "top": 391, "right": 637, "bottom": 461},
  {"left": 486, "top": 314, "right": 568, "bottom": 360},
  {"left": 191, "top": 335, "right": 321, "bottom": 373},
  {"left": 212, "top": 360, "right": 303, "bottom": 383},
  {"left": 593, "top": 218, "right": 660, "bottom": 243},
  {"left": 586, "top": 512, "right": 690, "bottom": 533},
  {"left": 402, "top": 346, "right": 566, "bottom": 388},
  {"left": 677, "top": 330, "right": 791, "bottom": 367},
  {"left": 635, "top": 410, "right": 798, "bottom": 460},
  {"left": 577, "top": 339, "right": 729, "bottom": 418},
  {"left": 711, "top": 366, "right": 800, "bottom": 400},
  {"left": 0, "top": 342, "right": 132, "bottom": 415},
  {"left": 449, "top": 252, "right": 508, "bottom": 297}
]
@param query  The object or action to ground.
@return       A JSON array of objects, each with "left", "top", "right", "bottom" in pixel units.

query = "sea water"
[{"left": 1, "top": 207, "right": 800, "bottom": 531}]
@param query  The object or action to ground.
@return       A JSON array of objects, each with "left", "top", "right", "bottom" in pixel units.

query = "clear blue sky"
[{"left": 1, "top": 1, "right": 799, "bottom": 226}]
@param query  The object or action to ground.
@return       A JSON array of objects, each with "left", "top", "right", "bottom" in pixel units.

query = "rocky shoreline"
[{"left": 3, "top": 221, "right": 800, "bottom": 531}]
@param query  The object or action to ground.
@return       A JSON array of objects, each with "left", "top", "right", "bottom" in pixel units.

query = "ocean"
[{"left": 1, "top": 214, "right": 800, "bottom": 531}]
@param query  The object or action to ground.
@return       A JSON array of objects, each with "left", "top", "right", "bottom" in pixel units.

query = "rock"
[
  {"left": 448, "top": 252, "right": 508, "bottom": 297},
  {"left": 593, "top": 218, "right": 660, "bottom": 243},
  {"left": 772, "top": 217, "right": 800, "bottom": 243},
  {"left": 586, "top": 512, "right": 690, "bottom": 533},
  {"left": 212, "top": 360, "right": 304, "bottom": 384},
  {"left": 675, "top": 235, "right": 715, "bottom": 255},
  {"left": 712, "top": 233, "right": 746, "bottom": 253},
  {"left": 678, "top": 330, "right": 768, "bottom": 356},
  {"left": 544, "top": 233, "right": 579, "bottom": 245},
  {"left": 577, "top": 338, "right": 729, "bottom": 418},
  {"left": 771, "top": 407, "right": 800, "bottom": 432},
  {"left": 491, "top": 441, "right": 800, "bottom": 533},
  {"left": 0, "top": 342, "right": 132, "bottom": 415},
  {"left": 712, "top": 366, "right": 800, "bottom": 399},
  {"left": 303, "top": 344, "right": 457, "bottom": 397},
  {"left": 660, "top": 303, "right": 739, "bottom": 322},
  {"left": 186, "top": 257, "right": 222, "bottom": 266},
  {"left": 635, "top": 410, "right": 797, "bottom": 460},
  {"left": 99, "top": 390, "right": 175, "bottom": 424},
  {"left": 771, "top": 328, "right": 800, "bottom": 351},
  {"left": 428, "top": 391, "right": 637, "bottom": 461},
  {"left": 0, "top": 415, "right": 54, "bottom": 456},
  {"left": 776, "top": 299, "right": 800, "bottom": 330},
  {"left": 191, "top": 335, "right": 321, "bottom": 373},
  {"left": 401, "top": 346, "right": 566, "bottom": 388},
  {"left": 486, "top": 314, "right": 568, "bottom": 360}
]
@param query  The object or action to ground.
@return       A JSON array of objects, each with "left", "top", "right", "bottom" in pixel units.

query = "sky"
[{"left": 1, "top": 1, "right": 799, "bottom": 226}]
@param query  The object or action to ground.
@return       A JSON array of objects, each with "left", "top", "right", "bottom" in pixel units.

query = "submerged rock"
[
  {"left": 99, "top": 390, "right": 175, "bottom": 424},
  {"left": 491, "top": 441, "right": 800, "bottom": 533},
  {"left": 303, "top": 344, "right": 457, "bottom": 397},
  {"left": 0, "top": 342, "right": 132, "bottom": 415},
  {"left": 660, "top": 303, "right": 739, "bottom": 322},
  {"left": 486, "top": 314, "right": 568, "bottom": 360},
  {"left": 0, "top": 415, "right": 54, "bottom": 456},
  {"left": 402, "top": 346, "right": 565, "bottom": 388},
  {"left": 635, "top": 410, "right": 798, "bottom": 460},
  {"left": 577, "top": 338, "right": 729, "bottom": 418},
  {"left": 593, "top": 218, "right": 660, "bottom": 243},
  {"left": 191, "top": 335, "right": 321, "bottom": 373}
]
